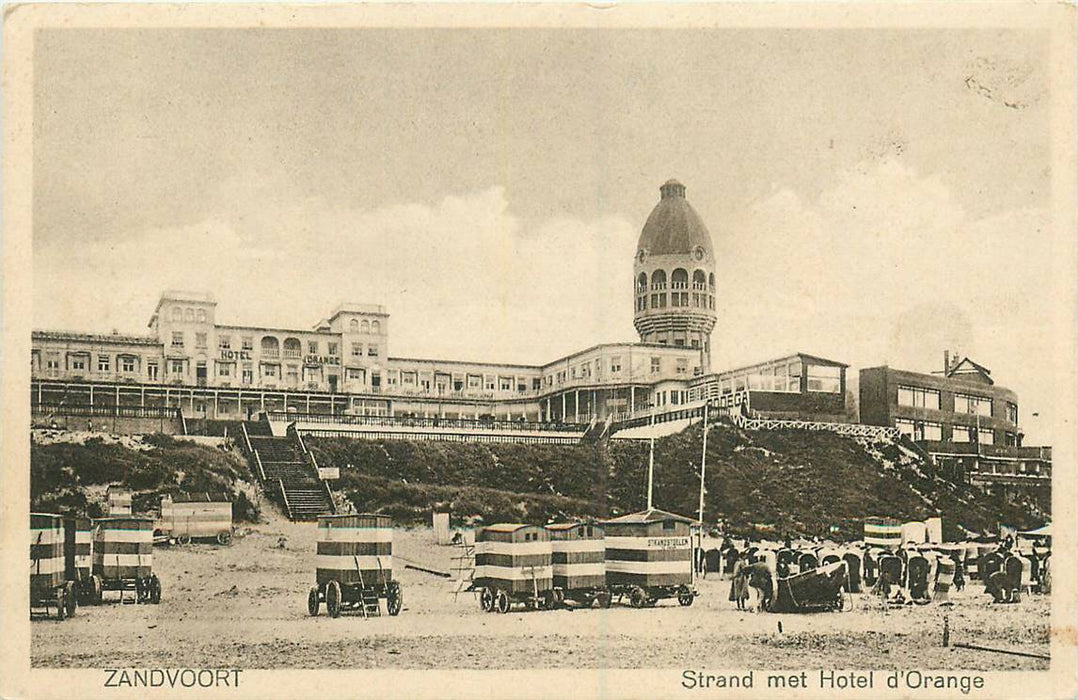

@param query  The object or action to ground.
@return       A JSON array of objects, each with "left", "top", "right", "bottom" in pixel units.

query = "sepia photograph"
[{"left": 3, "top": 3, "right": 1076, "bottom": 699}]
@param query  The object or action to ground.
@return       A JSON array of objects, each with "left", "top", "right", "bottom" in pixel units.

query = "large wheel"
[
  {"left": 630, "top": 586, "right": 649, "bottom": 609},
  {"left": 149, "top": 575, "right": 162, "bottom": 604},
  {"left": 217, "top": 530, "right": 233, "bottom": 546},
  {"left": 64, "top": 582, "right": 77, "bottom": 617},
  {"left": 135, "top": 577, "right": 147, "bottom": 603},
  {"left": 596, "top": 591, "right": 612, "bottom": 609},
  {"left": 677, "top": 587, "right": 695, "bottom": 607},
  {"left": 177, "top": 534, "right": 191, "bottom": 546},
  {"left": 326, "top": 580, "right": 342, "bottom": 618},
  {"left": 90, "top": 575, "right": 103, "bottom": 605},
  {"left": 54, "top": 588, "right": 67, "bottom": 620},
  {"left": 479, "top": 587, "right": 494, "bottom": 613},
  {"left": 495, "top": 590, "right": 510, "bottom": 614},
  {"left": 308, "top": 587, "right": 320, "bottom": 616},
  {"left": 387, "top": 583, "right": 403, "bottom": 616}
]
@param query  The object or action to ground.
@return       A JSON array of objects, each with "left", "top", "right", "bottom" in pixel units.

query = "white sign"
[{"left": 318, "top": 466, "right": 339, "bottom": 480}]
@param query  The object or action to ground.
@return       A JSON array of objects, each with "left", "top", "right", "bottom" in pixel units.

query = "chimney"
[{"left": 943, "top": 350, "right": 949, "bottom": 374}]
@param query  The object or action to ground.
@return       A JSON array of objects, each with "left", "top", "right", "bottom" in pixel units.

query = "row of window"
[
  {"left": 170, "top": 306, "right": 208, "bottom": 324},
  {"left": 636, "top": 292, "right": 716, "bottom": 311},
  {"left": 346, "top": 319, "right": 382, "bottom": 335},
  {"left": 170, "top": 332, "right": 379, "bottom": 360},
  {"left": 717, "top": 363, "right": 842, "bottom": 395},
  {"left": 896, "top": 385, "right": 1017, "bottom": 424},
  {"left": 895, "top": 419, "right": 1018, "bottom": 446},
  {"left": 635, "top": 270, "right": 715, "bottom": 292}
]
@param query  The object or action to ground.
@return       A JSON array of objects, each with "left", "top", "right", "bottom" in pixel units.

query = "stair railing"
[{"left": 278, "top": 478, "right": 291, "bottom": 519}]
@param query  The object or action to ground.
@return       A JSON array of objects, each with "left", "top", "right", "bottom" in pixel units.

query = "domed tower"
[{"left": 633, "top": 180, "right": 717, "bottom": 373}]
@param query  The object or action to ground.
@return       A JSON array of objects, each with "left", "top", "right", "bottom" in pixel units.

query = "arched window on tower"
[
  {"left": 372, "top": 320, "right": 381, "bottom": 335},
  {"left": 172, "top": 307, "right": 182, "bottom": 322},
  {"left": 708, "top": 273, "right": 715, "bottom": 289},
  {"left": 349, "top": 319, "right": 359, "bottom": 333},
  {"left": 650, "top": 270, "right": 667, "bottom": 309},
  {"left": 636, "top": 273, "right": 648, "bottom": 312},
  {"left": 671, "top": 269, "right": 689, "bottom": 307},
  {"left": 693, "top": 270, "right": 707, "bottom": 307},
  {"left": 361, "top": 320, "right": 370, "bottom": 334},
  {"left": 283, "top": 337, "right": 301, "bottom": 359}
]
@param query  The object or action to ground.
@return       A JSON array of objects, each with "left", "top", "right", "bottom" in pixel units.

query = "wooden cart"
[
  {"left": 308, "top": 514, "right": 401, "bottom": 618},
  {"left": 473, "top": 524, "right": 554, "bottom": 613},
  {"left": 31, "top": 513, "right": 76, "bottom": 620},
  {"left": 92, "top": 516, "right": 161, "bottom": 604},
  {"left": 546, "top": 522, "right": 608, "bottom": 608},
  {"left": 602, "top": 508, "right": 696, "bottom": 608}
]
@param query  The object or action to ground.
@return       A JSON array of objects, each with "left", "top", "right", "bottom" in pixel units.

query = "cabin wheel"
[
  {"left": 55, "top": 588, "right": 67, "bottom": 620},
  {"left": 64, "top": 582, "right": 78, "bottom": 617},
  {"left": 495, "top": 590, "right": 510, "bottom": 614},
  {"left": 677, "top": 587, "right": 694, "bottom": 607},
  {"left": 177, "top": 534, "right": 191, "bottom": 546},
  {"left": 630, "top": 586, "right": 649, "bottom": 609},
  {"left": 90, "top": 575, "right": 103, "bottom": 605},
  {"left": 217, "top": 530, "right": 233, "bottom": 546},
  {"left": 149, "top": 575, "right": 162, "bottom": 604},
  {"left": 596, "top": 592, "right": 612, "bottom": 609},
  {"left": 326, "top": 581, "right": 342, "bottom": 618},
  {"left": 387, "top": 583, "right": 403, "bottom": 616},
  {"left": 135, "top": 577, "right": 147, "bottom": 603},
  {"left": 541, "top": 592, "right": 557, "bottom": 610},
  {"left": 479, "top": 588, "right": 494, "bottom": 612},
  {"left": 308, "top": 587, "right": 320, "bottom": 616}
]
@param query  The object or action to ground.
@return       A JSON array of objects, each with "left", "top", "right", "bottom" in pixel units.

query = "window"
[
  {"left": 403, "top": 372, "right": 415, "bottom": 385},
  {"left": 978, "top": 428, "right": 995, "bottom": 445},
  {"left": 532, "top": 378, "right": 542, "bottom": 390},
  {"left": 651, "top": 357, "right": 661, "bottom": 374},
  {"left": 368, "top": 346, "right": 379, "bottom": 357},
  {"left": 372, "top": 321, "right": 380, "bottom": 334},
  {"left": 500, "top": 377, "right": 512, "bottom": 391},
  {"left": 172, "top": 332, "right": 184, "bottom": 348},
  {"left": 195, "top": 332, "right": 207, "bottom": 349},
  {"left": 806, "top": 365, "right": 842, "bottom": 393},
  {"left": 611, "top": 357, "right": 622, "bottom": 373},
  {"left": 185, "top": 308, "right": 194, "bottom": 322},
  {"left": 923, "top": 422, "right": 943, "bottom": 441},
  {"left": 1006, "top": 402, "right": 1018, "bottom": 425},
  {"left": 953, "top": 425, "right": 972, "bottom": 443},
  {"left": 468, "top": 375, "right": 481, "bottom": 389},
  {"left": 361, "top": 320, "right": 370, "bottom": 333},
  {"left": 121, "top": 356, "right": 136, "bottom": 373},
  {"left": 1005, "top": 431, "right": 1018, "bottom": 447},
  {"left": 172, "top": 307, "right": 182, "bottom": 322},
  {"left": 349, "top": 319, "right": 359, "bottom": 333},
  {"left": 147, "top": 362, "right": 158, "bottom": 381},
  {"left": 242, "top": 336, "right": 253, "bottom": 351},
  {"left": 242, "top": 364, "right": 253, "bottom": 384},
  {"left": 371, "top": 372, "right": 381, "bottom": 388},
  {"left": 197, "top": 309, "right": 206, "bottom": 323},
  {"left": 70, "top": 355, "right": 87, "bottom": 371},
  {"left": 897, "top": 385, "right": 940, "bottom": 409},
  {"left": 487, "top": 376, "right": 497, "bottom": 390},
  {"left": 328, "top": 342, "right": 338, "bottom": 356},
  {"left": 98, "top": 355, "right": 110, "bottom": 372},
  {"left": 262, "top": 364, "right": 278, "bottom": 378},
  {"left": 676, "top": 358, "right": 688, "bottom": 375},
  {"left": 897, "top": 418, "right": 940, "bottom": 441},
  {"left": 286, "top": 366, "right": 299, "bottom": 385},
  {"left": 308, "top": 341, "right": 319, "bottom": 355},
  {"left": 218, "top": 363, "right": 232, "bottom": 377},
  {"left": 46, "top": 354, "right": 60, "bottom": 370},
  {"left": 219, "top": 336, "right": 231, "bottom": 349},
  {"left": 346, "top": 368, "right": 366, "bottom": 382},
  {"left": 954, "top": 393, "right": 991, "bottom": 417},
  {"left": 170, "top": 360, "right": 184, "bottom": 374}
]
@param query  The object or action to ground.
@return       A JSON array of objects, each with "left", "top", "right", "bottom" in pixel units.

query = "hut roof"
[
  {"left": 602, "top": 507, "right": 695, "bottom": 525},
  {"left": 483, "top": 523, "right": 533, "bottom": 533}
]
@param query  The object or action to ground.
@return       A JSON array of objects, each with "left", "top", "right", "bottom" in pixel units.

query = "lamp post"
[
  {"left": 647, "top": 402, "right": 655, "bottom": 510},
  {"left": 698, "top": 402, "right": 710, "bottom": 526}
]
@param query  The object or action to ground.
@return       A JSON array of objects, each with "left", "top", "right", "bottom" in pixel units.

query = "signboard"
[
  {"left": 318, "top": 466, "right": 340, "bottom": 480},
  {"left": 646, "top": 536, "right": 690, "bottom": 550},
  {"left": 716, "top": 390, "right": 750, "bottom": 408},
  {"left": 305, "top": 355, "right": 340, "bottom": 366},
  {"left": 219, "top": 349, "right": 252, "bottom": 361}
]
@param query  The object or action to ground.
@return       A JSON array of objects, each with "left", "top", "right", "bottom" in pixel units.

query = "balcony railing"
[{"left": 268, "top": 411, "right": 588, "bottom": 433}]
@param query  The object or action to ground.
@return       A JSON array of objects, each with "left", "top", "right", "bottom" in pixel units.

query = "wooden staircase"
[{"left": 240, "top": 420, "right": 334, "bottom": 520}]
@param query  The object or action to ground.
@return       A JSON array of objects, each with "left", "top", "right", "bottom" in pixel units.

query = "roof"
[
  {"left": 482, "top": 523, "right": 534, "bottom": 533},
  {"left": 637, "top": 180, "right": 714, "bottom": 258},
  {"left": 545, "top": 522, "right": 599, "bottom": 531},
  {"left": 602, "top": 507, "right": 695, "bottom": 525},
  {"left": 946, "top": 357, "right": 994, "bottom": 385}
]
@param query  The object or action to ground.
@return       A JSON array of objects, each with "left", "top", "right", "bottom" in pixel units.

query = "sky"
[{"left": 32, "top": 27, "right": 1058, "bottom": 442}]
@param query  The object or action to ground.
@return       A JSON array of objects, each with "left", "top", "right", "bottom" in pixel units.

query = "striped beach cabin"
[
  {"left": 475, "top": 524, "right": 553, "bottom": 596},
  {"left": 160, "top": 493, "right": 233, "bottom": 544},
  {"left": 308, "top": 514, "right": 401, "bottom": 617},
  {"left": 602, "top": 508, "right": 696, "bottom": 607},
  {"left": 107, "top": 486, "right": 132, "bottom": 516},
  {"left": 63, "top": 516, "right": 92, "bottom": 583},
  {"left": 315, "top": 513, "right": 393, "bottom": 587},
  {"left": 546, "top": 522, "right": 606, "bottom": 604},
  {"left": 864, "top": 516, "right": 903, "bottom": 550},
  {"left": 31, "top": 513, "right": 72, "bottom": 617},
  {"left": 93, "top": 516, "right": 160, "bottom": 603}
]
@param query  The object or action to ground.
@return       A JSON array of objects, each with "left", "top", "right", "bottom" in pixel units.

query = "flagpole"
[
  {"left": 698, "top": 403, "right": 709, "bottom": 526},
  {"left": 647, "top": 402, "right": 655, "bottom": 510}
]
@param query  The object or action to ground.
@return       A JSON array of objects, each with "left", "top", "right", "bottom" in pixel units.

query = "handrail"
[
  {"left": 278, "top": 478, "right": 290, "bottom": 518},
  {"left": 240, "top": 422, "right": 254, "bottom": 455},
  {"left": 267, "top": 411, "right": 588, "bottom": 433},
  {"left": 179, "top": 410, "right": 188, "bottom": 435},
  {"left": 254, "top": 449, "right": 267, "bottom": 482},
  {"left": 322, "top": 478, "right": 336, "bottom": 514}
]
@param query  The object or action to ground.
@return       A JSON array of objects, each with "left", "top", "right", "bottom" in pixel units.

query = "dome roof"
[{"left": 637, "top": 180, "right": 714, "bottom": 258}]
